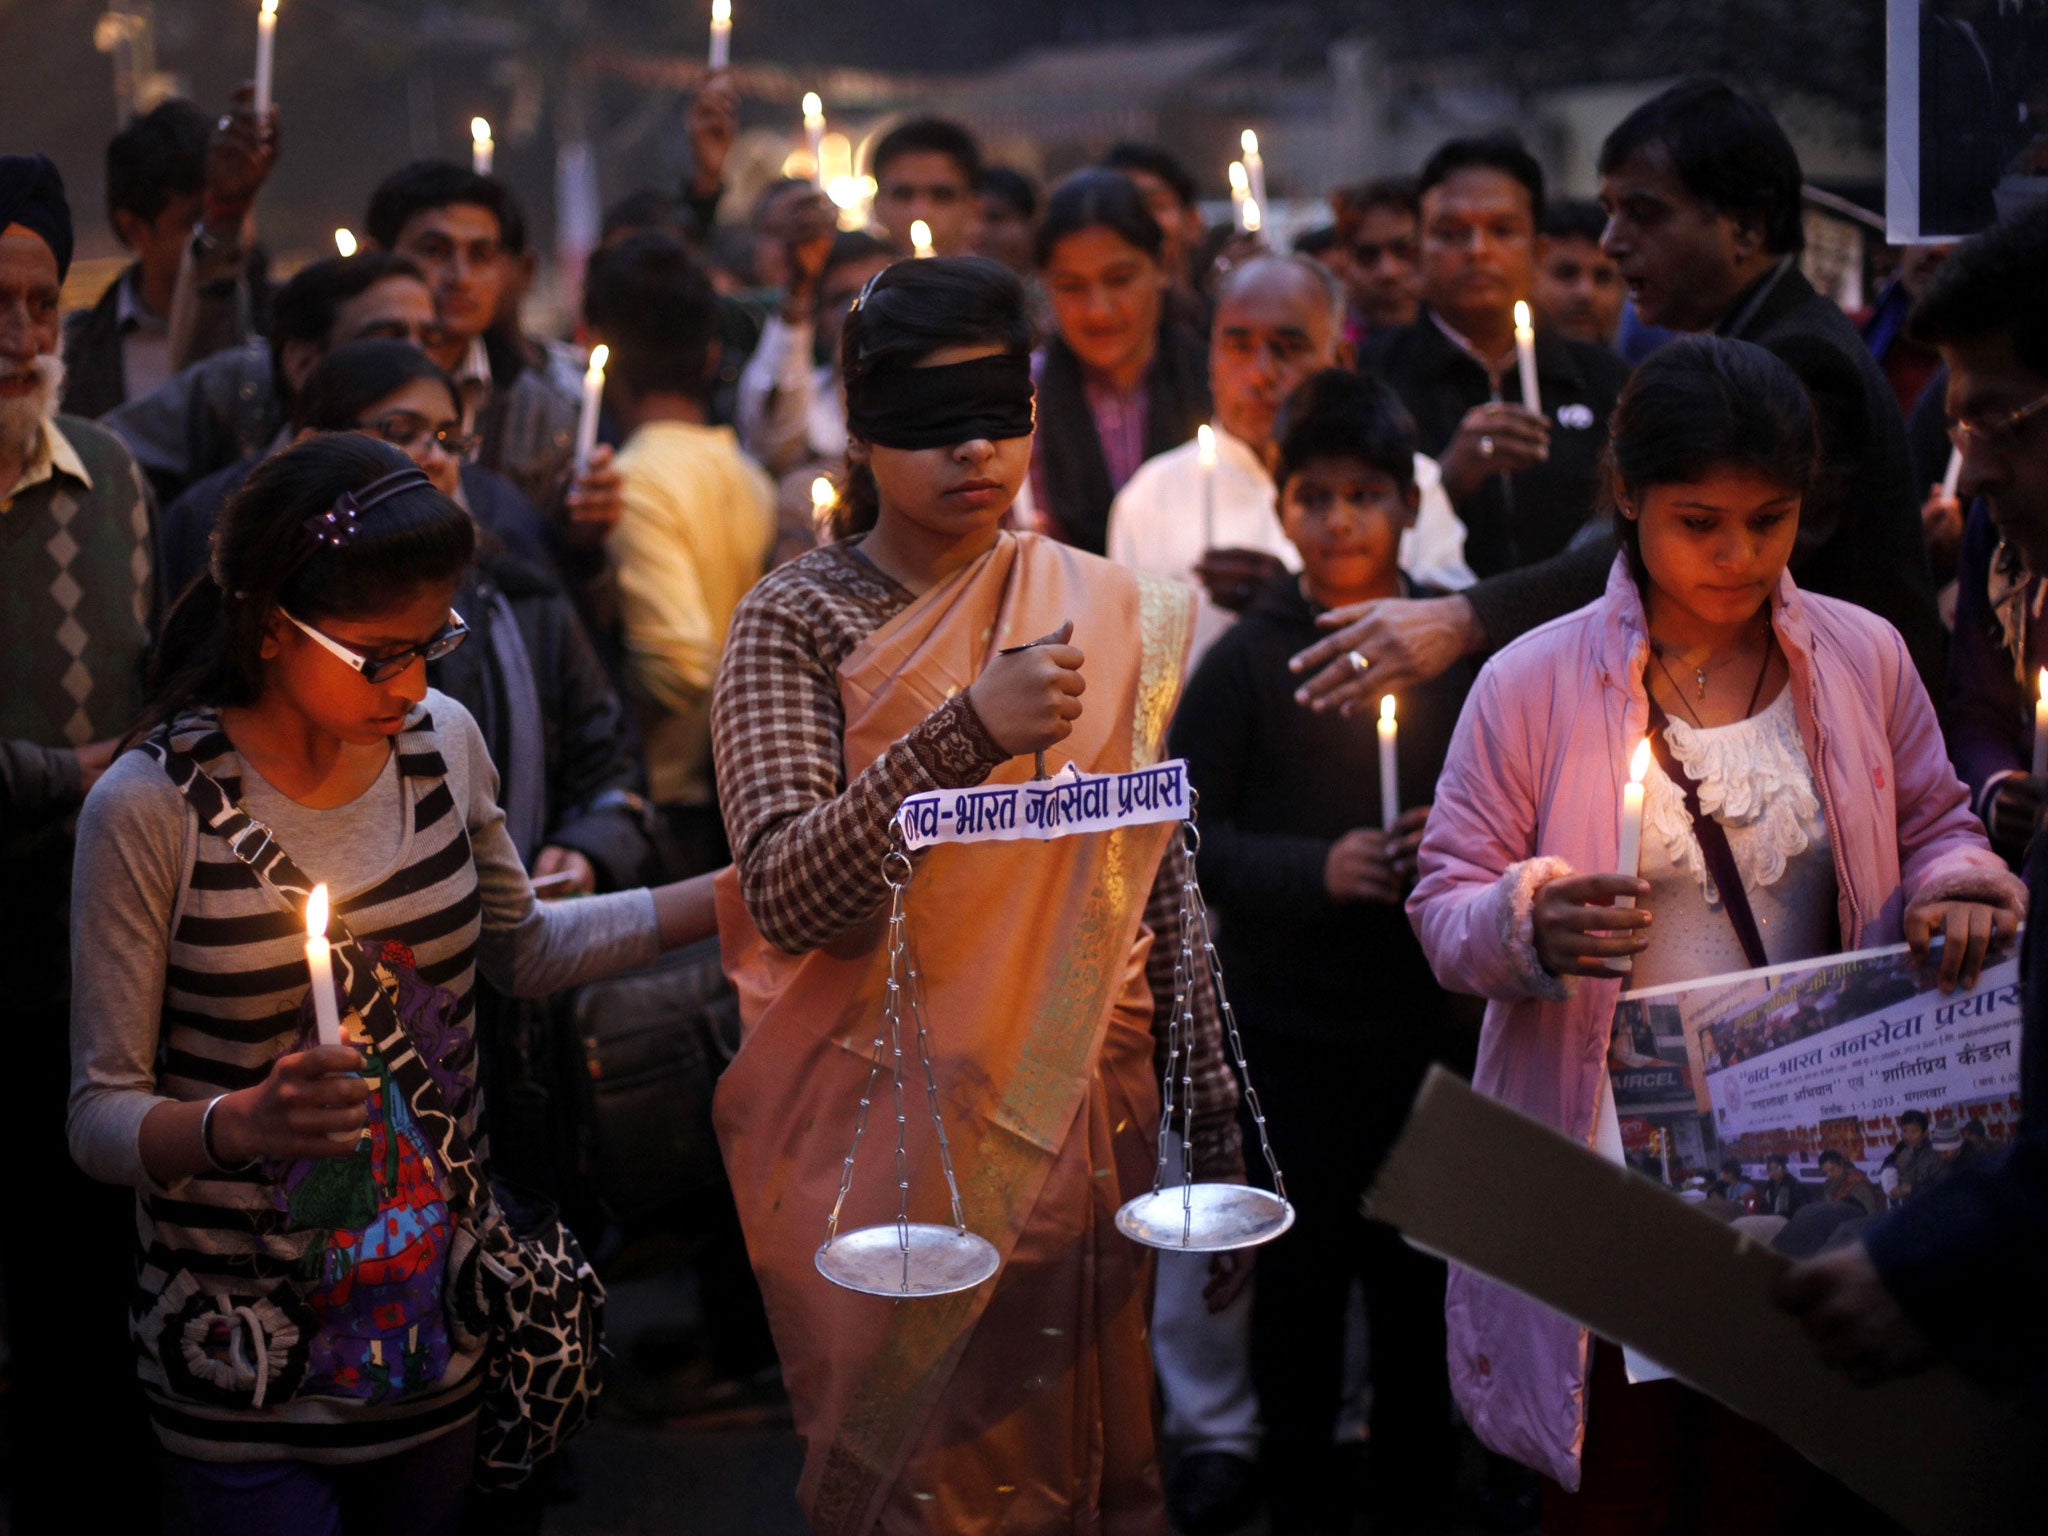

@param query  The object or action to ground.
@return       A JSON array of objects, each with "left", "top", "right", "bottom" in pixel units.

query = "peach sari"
[{"left": 714, "top": 532, "right": 1192, "bottom": 1536}]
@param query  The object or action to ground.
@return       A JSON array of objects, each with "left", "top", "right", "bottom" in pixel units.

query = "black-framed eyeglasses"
[
  {"left": 363, "top": 411, "right": 479, "bottom": 459},
  {"left": 283, "top": 608, "right": 470, "bottom": 684}
]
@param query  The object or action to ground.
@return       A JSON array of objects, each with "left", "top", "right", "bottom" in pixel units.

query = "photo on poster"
[{"left": 1888, "top": 0, "right": 2048, "bottom": 241}]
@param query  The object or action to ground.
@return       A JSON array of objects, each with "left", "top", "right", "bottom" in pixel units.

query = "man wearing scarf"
[{"left": 0, "top": 154, "right": 161, "bottom": 1531}]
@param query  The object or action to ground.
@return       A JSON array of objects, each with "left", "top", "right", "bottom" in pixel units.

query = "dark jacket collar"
[{"left": 1407, "top": 305, "right": 1597, "bottom": 395}]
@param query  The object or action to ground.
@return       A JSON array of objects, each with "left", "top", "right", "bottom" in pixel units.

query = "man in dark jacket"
[
  {"left": 1777, "top": 204, "right": 2048, "bottom": 1407},
  {"left": 1295, "top": 81, "right": 1947, "bottom": 712}
]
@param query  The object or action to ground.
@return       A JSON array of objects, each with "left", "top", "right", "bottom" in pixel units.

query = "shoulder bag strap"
[
  {"left": 142, "top": 728, "right": 493, "bottom": 1221},
  {"left": 1641, "top": 699, "right": 1770, "bottom": 971}
]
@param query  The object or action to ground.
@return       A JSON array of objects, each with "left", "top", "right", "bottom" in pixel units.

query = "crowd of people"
[{"left": 3, "top": 55, "right": 2046, "bottom": 1536}]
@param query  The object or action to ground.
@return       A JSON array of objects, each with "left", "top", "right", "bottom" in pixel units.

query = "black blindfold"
[{"left": 846, "top": 353, "right": 1036, "bottom": 450}]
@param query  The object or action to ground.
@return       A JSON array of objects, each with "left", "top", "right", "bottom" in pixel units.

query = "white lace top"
[{"left": 1630, "top": 687, "right": 1838, "bottom": 990}]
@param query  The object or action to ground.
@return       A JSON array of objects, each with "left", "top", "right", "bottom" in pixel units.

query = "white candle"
[
  {"left": 574, "top": 343, "right": 607, "bottom": 475},
  {"left": 1615, "top": 738, "right": 1651, "bottom": 906},
  {"left": 1197, "top": 423, "right": 1217, "bottom": 549},
  {"left": 2033, "top": 669, "right": 2047, "bottom": 779},
  {"left": 811, "top": 475, "right": 834, "bottom": 529},
  {"left": 910, "top": 220, "right": 935, "bottom": 259},
  {"left": 471, "top": 117, "right": 494, "bottom": 176},
  {"left": 708, "top": 0, "right": 731, "bottom": 70},
  {"left": 1514, "top": 300, "right": 1541, "bottom": 415},
  {"left": 253, "top": 0, "right": 278, "bottom": 119},
  {"left": 1240, "top": 129, "right": 1268, "bottom": 220},
  {"left": 305, "top": 883, "right": 342, "bottom": 1048},
  {"left": 1378, "top": 695, "right": 1400, "bottom": 832},
  {"left": 803, "top": 93, "right": 826, "bottom": 189},
  {"left": 1229, "top": 161, "right": 1250, "bottom": 231},
  {"left": 1242, "top": 198, "right": 1263, "bottom": 235},
  {"left": 333, "top": 227, "right": 356, "bottom": 257},
  {"left": 1942, "top": 445, "right": 1963, "bottom": 501}
]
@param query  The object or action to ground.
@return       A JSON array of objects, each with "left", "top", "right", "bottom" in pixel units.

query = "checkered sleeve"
[
  {"left": 1143, "top": 840, "right": 1245, "bottom": 1182},
  {"left": 711, "top": 559, "right": 1009, "bottom": 955}
]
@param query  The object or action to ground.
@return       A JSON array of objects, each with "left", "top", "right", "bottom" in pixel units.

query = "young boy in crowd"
[{"left": 1168, "top": 369, "right": 1474, "bottom": 1536}]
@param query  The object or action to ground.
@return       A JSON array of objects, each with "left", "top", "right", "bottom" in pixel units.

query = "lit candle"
[
  {"left": 1615, "top": 738, "right": 1652, "bottom": 905},
  {"left": 2033, "top": 669, "right": 2048, "bottom": 779},
  {"left": 1242, "top": 198, "right": 1263, "bottom": 235},
  {"left": 1942, "top": 445, "right": 1963, "bottom": 501},
  {"left": 708, "top": 0, "right": 731, "bottom": 70},
  {"left": 910, "top": 219, "right": 934, "bottom": 259},
  {"left": 811, "top": 475, "right": 834, "bottom": 529},
  {"left": 574, "top": 343, "right": 608, "bottom": 475},
  {"left": 1196, "top": 423, "right": 1217, "bottom": 550},
  {"left": 304, "top": 883, "right": 342, "bottom": 1047},
  {"left": 253, "top": 0, "right": 278, "bottom": 119},
  {"left": 471, "top": 117, "right": 494, "bottom": 176},
  {"left": 803, "top": 92, "right": 826, "bottom": 189},
  {"left": 1514, "top": 300, "right": 1541, "bottom": 415},
  {"left": 1378, "top": 695, "right": 1400, "bottom": 832},
  {"left": 333, "top": 227, "right": 356, "bottom": 257},
  {"left": 1229, "top": 160, "right": 1250, "bottom": 231},
  {"left": 1240, "top": 129, "right": 1268, "bottom": 219}
]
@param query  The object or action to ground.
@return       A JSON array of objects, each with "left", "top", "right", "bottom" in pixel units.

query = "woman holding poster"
[
  {"left": 1409, "top": 334, "right": 2025, "bottom": 1531},
  {"left": 708, "top": 256, "right": 1241, "bottom": 1536}
]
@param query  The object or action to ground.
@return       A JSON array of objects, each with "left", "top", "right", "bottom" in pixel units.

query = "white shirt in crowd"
[
  {"left": 1106, "top": 422, "right": 1475, "bottom": 665},
  {"left": 735, "top": 315, "right": 846, "bottom": 476}
]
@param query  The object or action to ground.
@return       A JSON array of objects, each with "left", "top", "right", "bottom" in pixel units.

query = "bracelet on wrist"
[{"left": 199, "top": 1093, "right": 253, "bottom": 1173}]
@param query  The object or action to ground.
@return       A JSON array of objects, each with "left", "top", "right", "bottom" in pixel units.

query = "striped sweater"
[{"left": 68, "top": 691, "right": 658, "bottom": 1462}]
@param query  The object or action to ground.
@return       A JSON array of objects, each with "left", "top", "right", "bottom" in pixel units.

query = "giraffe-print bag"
[{"left": 150, "top": 734, "right": 606, "bottom": 1491}]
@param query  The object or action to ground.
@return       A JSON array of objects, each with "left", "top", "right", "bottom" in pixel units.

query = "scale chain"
[
  {"left": 1190, "top": 878, "right": 1287, "bottom": 1205},
  {"left": 887, "top": 895, "right": 912, "bottom": 1284},
  {"left": 905, "top": 932, "right": 971, "bottom": 1233},
  {"left": 824, "top": 926, "right": 897, "bottom": 1246}
]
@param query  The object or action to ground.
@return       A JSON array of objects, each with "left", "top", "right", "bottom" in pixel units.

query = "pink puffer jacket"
[{"left": 1406, "top": 555, "right": 2026, "bottom": 1490}]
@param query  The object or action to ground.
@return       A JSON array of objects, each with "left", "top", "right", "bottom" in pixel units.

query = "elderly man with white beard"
[{"left": 0, "top": 154, "right": 162, "bottom": 1534}]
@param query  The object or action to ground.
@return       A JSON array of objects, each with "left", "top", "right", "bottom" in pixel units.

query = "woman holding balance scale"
[{"left": 709, "top": 255, "right": 1244, "bottom": 1536}]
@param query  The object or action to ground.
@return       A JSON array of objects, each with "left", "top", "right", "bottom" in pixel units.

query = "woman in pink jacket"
[{"left": 1408, "top": 335, "right": 2025, "bottom": 1532}]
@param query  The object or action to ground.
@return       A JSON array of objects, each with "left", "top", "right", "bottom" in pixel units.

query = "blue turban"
[{"left": 0, "top": 154, "right": 72, "bottom": 282}]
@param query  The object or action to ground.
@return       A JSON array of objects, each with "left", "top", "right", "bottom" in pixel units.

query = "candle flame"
[
  {"left": 471, "top": 117, "right": 491, "bottom": 143},
  {"left": 811, "top": 476, "right": 833, "bottom": 512},
  {"left": 1514, "top": 299, "right": 1533, "bottom": 334},
  {"left": 1243, "top": 199, "right": 1262, "bottom": 233},
  {"left": 1240, "top": 128, "right": 1259, "bottom": 157},
  {"left": 261, "top": 0, "right": 277, "bottom": 16},
  {"left": 711, "top": 0, "right": 730, "bottom": 20},
  {"left": 306, "top": 882, "right": 329, "bottom": 940},
  {"left": 333, "top": 227, "right": 356, "bottom": 256},
  {"left": 1196, "top": 423, "right": 1215, "bottom": 467},
  {"left": 1228, "top": 160, "right": 1249, "bottom": 195},
  {"left": 802, "top": 91, "right": 823, "bottom": 120},
  {"left": 1629, "top": 738, "right": 1652, "bottom": 783},
  {"left": 910, "top": 220, "right": 933, "bottom": 255},
  {"left": 1380, "top": 695, "right": 1396, "bottom": 725},
  {"left": 586, "top": 342, "right": 608, "bottom": 376}
]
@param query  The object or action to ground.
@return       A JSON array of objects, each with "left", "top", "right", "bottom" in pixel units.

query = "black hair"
[
  {"left": 1817, "top": 1149, "right": 1845, "bottom": 1167},
  {"left": 581, "top": 233, "right": 719, "bottom": 399},
  {"left": 1333, "top": 176, "right": 1420, "bottom": 230},
  {"left": 1599, "top": 80, "right": 1805, "bottom": 256},
  {"left": 105, "top": 99, "right": 210, "bottom": 227},
  {"left": 1719, "top": 1159, "right": 1743, "bottom": 1176},
  {"left": 1964, "top": 1118, "right": 1987, "bottom": 1137},
  {"left": 1910, "top": 202, "right": 2048, "bottom": 379},
  {"left": 1293, "top": 226, "right": 1338, "bottom": 257},
  {"left": 267, "top": 251, "right": 427, "bottom": 394},
  {"left": 294, "top": 338, "right": 459, "bottom": 434},
  {"left": 1034, "top": 169, "right": 1164, "bottom": 269},
  {"left": 601, "top": 188, "right": 692, "bottom": 247},
  {"left": 1100, "top": 142, "right": 1197, "bottom": 209},
  {"left": 825, "top": 229, "right": 897, "bottom": 281},
  {"left": 1766, "top": 1153, "right": 1789, "bottom": 1169},
  {"left": 1900, "top": 1110, "right": 1930, "bottom": 1131},
  {"left": 978, "top": 165, "right": 1039, "bottom": 222},
  {"left": 871, "top": 117, "right": 982, "bottom": 188},
  {"left": 1542, "top": 197, "right": 1609, "bottom": 244},
  {"left": 831, "top": 255, "right": 1034, "bottom": 541},
  {"left": 365, "top": 160, "right": 507, "bottom": 249},
  {"left": 145, "top": 435, "right": 475, "bottom": 729},
  {"left": 751, "top": 177, "right": 815, "bottom": 228},
  {"left": 1274, "top": 369, "right": 1418, "bottom": 498},
  {"left": 1418, "top": 134, "right": 1545, "bottom": 220},
  {"left": 496, "top": 182, "right": 529, "bottom": 258},
  {"left": 1604, "top": 335, "right": 1819, "bottom": 583}
]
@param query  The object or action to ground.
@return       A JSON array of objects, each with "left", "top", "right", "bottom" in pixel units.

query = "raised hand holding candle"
[
  {"left": 708, "top": 0, "right": 731, "bottom": 69},
  {"left": 253, "top": 0, "right": 278, "bottom": 119},
  {"left": 910, "top": 220, "right": 935, "bottom": 259},
  {"left": 1942, "top": 445, "right": 1963, "bottom": 501},
  {"left": 1197, "top": 424, "right": 1217, "bottom": 548},
  {"left": 1378, "top": 695, "right": 1400, "bottom": 831},
  {"left": 1514, "top": 300, "right": 1541, "bottom": 415},
  {"left": 2034, "top": 669, "right": 2048, "bottom": 778},
  {"left": 1615, "top": 738, "right": 1651, "bottom": 906},
  {"left": 1240, "top": 129, "right": 1268, "bottom": 218},
  {"left": 471, "top": 117, "right": 494, "bottom": 176},
  {"left": 1229, "top": 161, "right": 1250, "bottom": 230},
  {"left": 574, "top": 344, "right": 607, "bottom": 475},
  {"left": 803, "top": 93, "right": 826, "bottom": 189},
  {"left": 333, "top": 227, "right": 356, "bottom": 257},
  {"left": 305, "top": 883, "right": 342, "bottom": 1047}
]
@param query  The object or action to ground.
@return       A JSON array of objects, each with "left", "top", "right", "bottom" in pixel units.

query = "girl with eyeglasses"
[{"left": 66, "top": 433, "right": 713, "bottom": 1534}]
